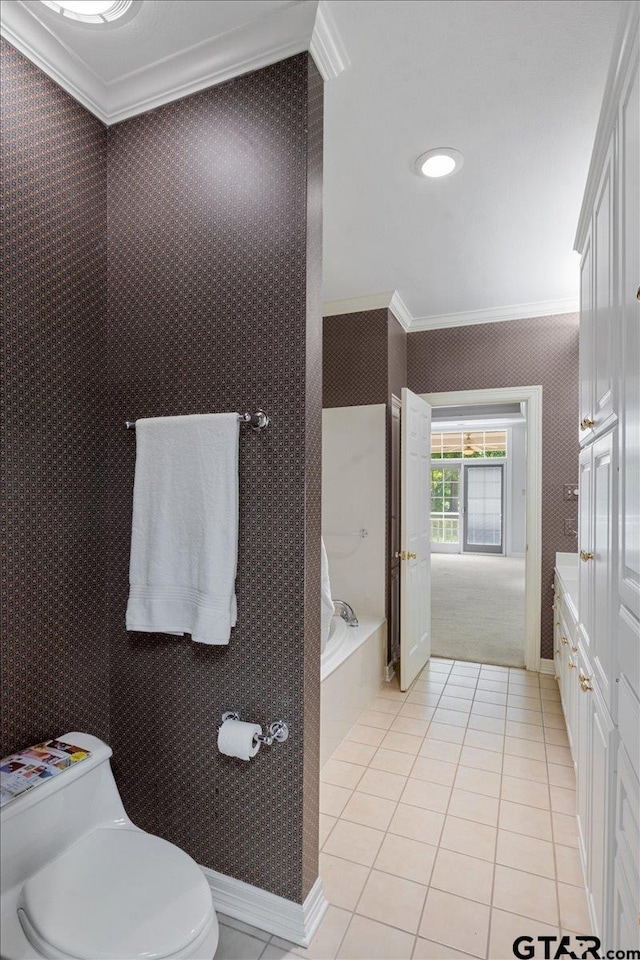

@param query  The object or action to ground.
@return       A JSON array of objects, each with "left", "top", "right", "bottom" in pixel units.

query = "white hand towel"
[
  {"left": 126, "top": 413, "right": 239, "bottom": 645},
  {"left": 320, "top": 537, "right": 334, "bottom": 653}
]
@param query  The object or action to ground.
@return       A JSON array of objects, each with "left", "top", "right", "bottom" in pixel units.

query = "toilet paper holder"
[{"left": 221, "top": 711, "right": 289, "bottom": 746}]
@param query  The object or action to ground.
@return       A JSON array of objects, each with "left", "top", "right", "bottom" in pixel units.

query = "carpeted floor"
[{"left": 431, "top": 553, "right": 526, "bottom": 667}]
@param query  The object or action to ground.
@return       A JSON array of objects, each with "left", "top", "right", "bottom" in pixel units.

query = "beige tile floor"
[{"left": 215, "top": 658, "right": 591, "bottom": 960}]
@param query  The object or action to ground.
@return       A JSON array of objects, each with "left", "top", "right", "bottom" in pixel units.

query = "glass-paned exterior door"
[
  {"left": 463, "top": 464, "right": 504, "bottom": 553},
  {"left": 431, "top": 466, "right": 461, "bottom": 547}
]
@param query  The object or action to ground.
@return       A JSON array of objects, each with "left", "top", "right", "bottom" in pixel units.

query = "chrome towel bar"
[{"left": 125, "top": 410, "right": 269, "bottom": 432}]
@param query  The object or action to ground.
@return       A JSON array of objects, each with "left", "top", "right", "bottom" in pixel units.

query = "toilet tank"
[{"left": 1, "top": 733, "right": 128, "bottom": 894}]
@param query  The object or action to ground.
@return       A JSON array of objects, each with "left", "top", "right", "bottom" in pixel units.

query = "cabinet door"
[
  {"left": 618, "top": 32, "right": 640, "bottom": 619},
  {"left": 576, "top": 645, "right": 592, "bottom": 868},
  {"left": 592, "top": 429, "right": 616, "bottom": 713},
  {"left": 587, "top": 683, "right": 615, "bottom": 940},
  {"left": 578, "top": 446, "right": 594, "bottom": 653},
  {"left": 592, "top": 136, "right": 616, "bottom": 433},
  {"left": 613, "top": 745, "right": 640, "bottom": 951},
  {"left": 579, "top": 225, "right": 594, "bottom": 443}
]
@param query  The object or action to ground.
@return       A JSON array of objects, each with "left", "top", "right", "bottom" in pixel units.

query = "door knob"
[
  {"left": 580, "top": 417, "right": 594, "bottom": 430},
  {"left": 407, "top": 552, "right": 417, "bottom": 560},
  {"left": 395, "top": 550, "right": 417, "bottom": 560},
  {"left": 580, "top": 550, "right": 594, "bottom": 561}
]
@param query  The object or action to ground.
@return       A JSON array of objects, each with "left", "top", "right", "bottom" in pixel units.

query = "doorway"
[{"left": 422, "top": 386, "right": 542, "bottom": 672}]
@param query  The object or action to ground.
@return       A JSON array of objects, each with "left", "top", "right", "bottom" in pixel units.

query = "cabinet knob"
[
  {"left": 580, "top": 417, "right": 595, "bottom": 430},
  {"left": 579, "top": 550, "right": 594, "bottom": 562},
  {"left": 568, "top": 660, "right": 577, "bottom": 669},
  {"left": 571, "top": 645, "right": 578, "bottom": 654},
  {"left": 560, "top": 636, "right": 569, "bottom": 645}
]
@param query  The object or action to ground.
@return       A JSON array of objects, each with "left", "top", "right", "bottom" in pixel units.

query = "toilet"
[{"left": 0, "top": 732, "right": 219, "bottom": 960}]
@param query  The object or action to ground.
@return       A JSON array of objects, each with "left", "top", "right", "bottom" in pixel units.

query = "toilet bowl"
[{"left": 0, "top": 732, "right": 219, "bottom": 960}]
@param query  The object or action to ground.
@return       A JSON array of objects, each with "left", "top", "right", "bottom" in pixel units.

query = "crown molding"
[
  {"left": 388, "top": 290, "right": 412, "bottom": 331},
  {"left": 408, "top": 297, "right": 579, "bottom": 332},
  {"left": 323, "top": 290, "right": 578, "bottom": 330},
  {"left": 322, "top": 291, "right": 395, "bottom": 316},
  {"left": 310, "top": 0, "right": 349, "bottom": 81},
  {"left": 1, "top": 0, "right": 350, "bottom": 126},
  {"left": 574, "top": 0, "right": 639, "bottom": 252},
  {"left": 1, "top": 1, "right": 109, "bottom": 123}
]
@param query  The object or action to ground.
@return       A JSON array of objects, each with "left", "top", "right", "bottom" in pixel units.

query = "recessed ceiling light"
[
  {"left": 414, "top": 148, "right": 464, "bottom": 179},
  {"left": 40, "top": 0, "right": 133, "bottom": 23}
]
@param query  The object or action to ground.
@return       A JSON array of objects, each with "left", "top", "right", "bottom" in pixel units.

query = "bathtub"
[{"left": 320, "top": 614, "right": 387, "bottom": 767}]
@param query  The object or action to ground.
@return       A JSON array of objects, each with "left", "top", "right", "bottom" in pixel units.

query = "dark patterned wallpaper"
[
  {"left": 105, "top": 55, "right": 321, "bottom": 903},
  {"left": 407, "top": 313, "right": 580, "bottom": 660},
  {"left": 323, "top": 308, "right": 389, "bottom": 407},
  {"left": 1, "top": 39, "right": 322, "bottom": 905},
  {"left": 301, "top": 61, "right": 324, "bottom": 899},
  {"left": 1, "top": 39, "right": 110, "bottom": 753},
  {"left": 388, "top": 312, "right": 408, "bottom": 402}
]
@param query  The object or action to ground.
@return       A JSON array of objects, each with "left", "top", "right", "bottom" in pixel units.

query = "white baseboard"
[
  {"left": 384, "top": 661, "right": 396, "bottom": 682},
  {"left": 201, "top": 867, "right": 328, "bottom": 947},
  {"left": 540, "top": 658, "right": 556, "bottom": 675}
]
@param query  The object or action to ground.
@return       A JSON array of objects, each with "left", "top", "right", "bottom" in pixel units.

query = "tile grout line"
[{"left": 315, "top": 659, "right": 579, "bottom": 960}]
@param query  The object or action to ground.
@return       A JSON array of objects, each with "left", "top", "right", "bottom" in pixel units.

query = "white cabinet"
[
  {"left": 578, "top": 307, "right": 618, "bottom": 719},
  {"left": 573, "top": 640, "right": 615, "bottom": 941},
  {"left": 573, "top": 3, "right": 639, "bottom": 945},
  {"left": 586, "top": 680, "right": 615, "bottom": 939},
  {"left": 612, "top": 745, "right": 640, "bottom": 951},
  {"left": 618, "top": 29, "right": 640, "bottom": 622},
  {"left": 592, "top": 430, "right": 616, "bottom": 713},
  {"left": 579, "top": 134, "right": 617, "bottom": 443},
  {"left": 578, "top": 447, "right": 594, "bottom": 655}
]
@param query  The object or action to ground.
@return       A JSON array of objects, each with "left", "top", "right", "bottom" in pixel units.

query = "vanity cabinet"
[{"left": 572, "top": 3, "right": 639, "bottom": 947}]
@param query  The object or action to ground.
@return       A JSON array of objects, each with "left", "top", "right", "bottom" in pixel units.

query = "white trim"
[
  {"left": 0, "top": 7, "right": 109, "bottom": 124},
  {"left": 540, "top": 658, "right": 556, "bottom": 675},
  {"left": 422, "top": 386, "right": 543, "bottom": 672},
  {"left": 201, "top": 868, "right": 328, "bottom": 948},
  {"left": 310, "top": 0, "right": 349, "bottom": 81},
  {"left": 389, "top": 290, "right": 413, "bottom": 331},
  {"left": 1, "top": 0, "right": 350, "bottom": 126},
  {"left": 322, "top": 290, "right": 579, "bottom": 330},
  {"left": 409, "top": 298, "right": 579, "bottom": 332},
  {"left": 322, "top": 291, "right": 394, "bottom": 317},
  {"left": 575, "top": 0, "right": 640, "bottom": 252}
]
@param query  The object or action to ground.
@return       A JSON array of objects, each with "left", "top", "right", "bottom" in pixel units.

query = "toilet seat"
[{"left": 18, "top": 826, "right": 215, "bottom": 960}]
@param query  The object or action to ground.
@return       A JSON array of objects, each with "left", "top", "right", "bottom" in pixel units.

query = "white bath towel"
[
  {"left": 321, "top": 537, "right": 334, "bottom": 653},
  {"left": 126, "top": 413, "right": 239, "bottom": 645}
]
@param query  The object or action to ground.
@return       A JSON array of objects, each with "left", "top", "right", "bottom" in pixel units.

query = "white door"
[{"left": 400, "top": 388, "right": 432, "bottom": 690}]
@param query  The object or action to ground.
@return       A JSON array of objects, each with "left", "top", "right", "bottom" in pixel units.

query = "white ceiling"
[
  {"left": 322, "top": 0, "right": 622, "bottom": 326},
  {"left": 1, "top": 0, "right": 622, "bottom": 328}
]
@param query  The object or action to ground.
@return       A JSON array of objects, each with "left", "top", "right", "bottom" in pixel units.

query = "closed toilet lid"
[{"left": 19, "top": 827, "right": 214, "bottom": 960}]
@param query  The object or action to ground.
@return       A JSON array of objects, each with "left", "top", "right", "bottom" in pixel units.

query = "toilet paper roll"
[{"left": 217, "top": 718, "right": 262, "bottom": 761}]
